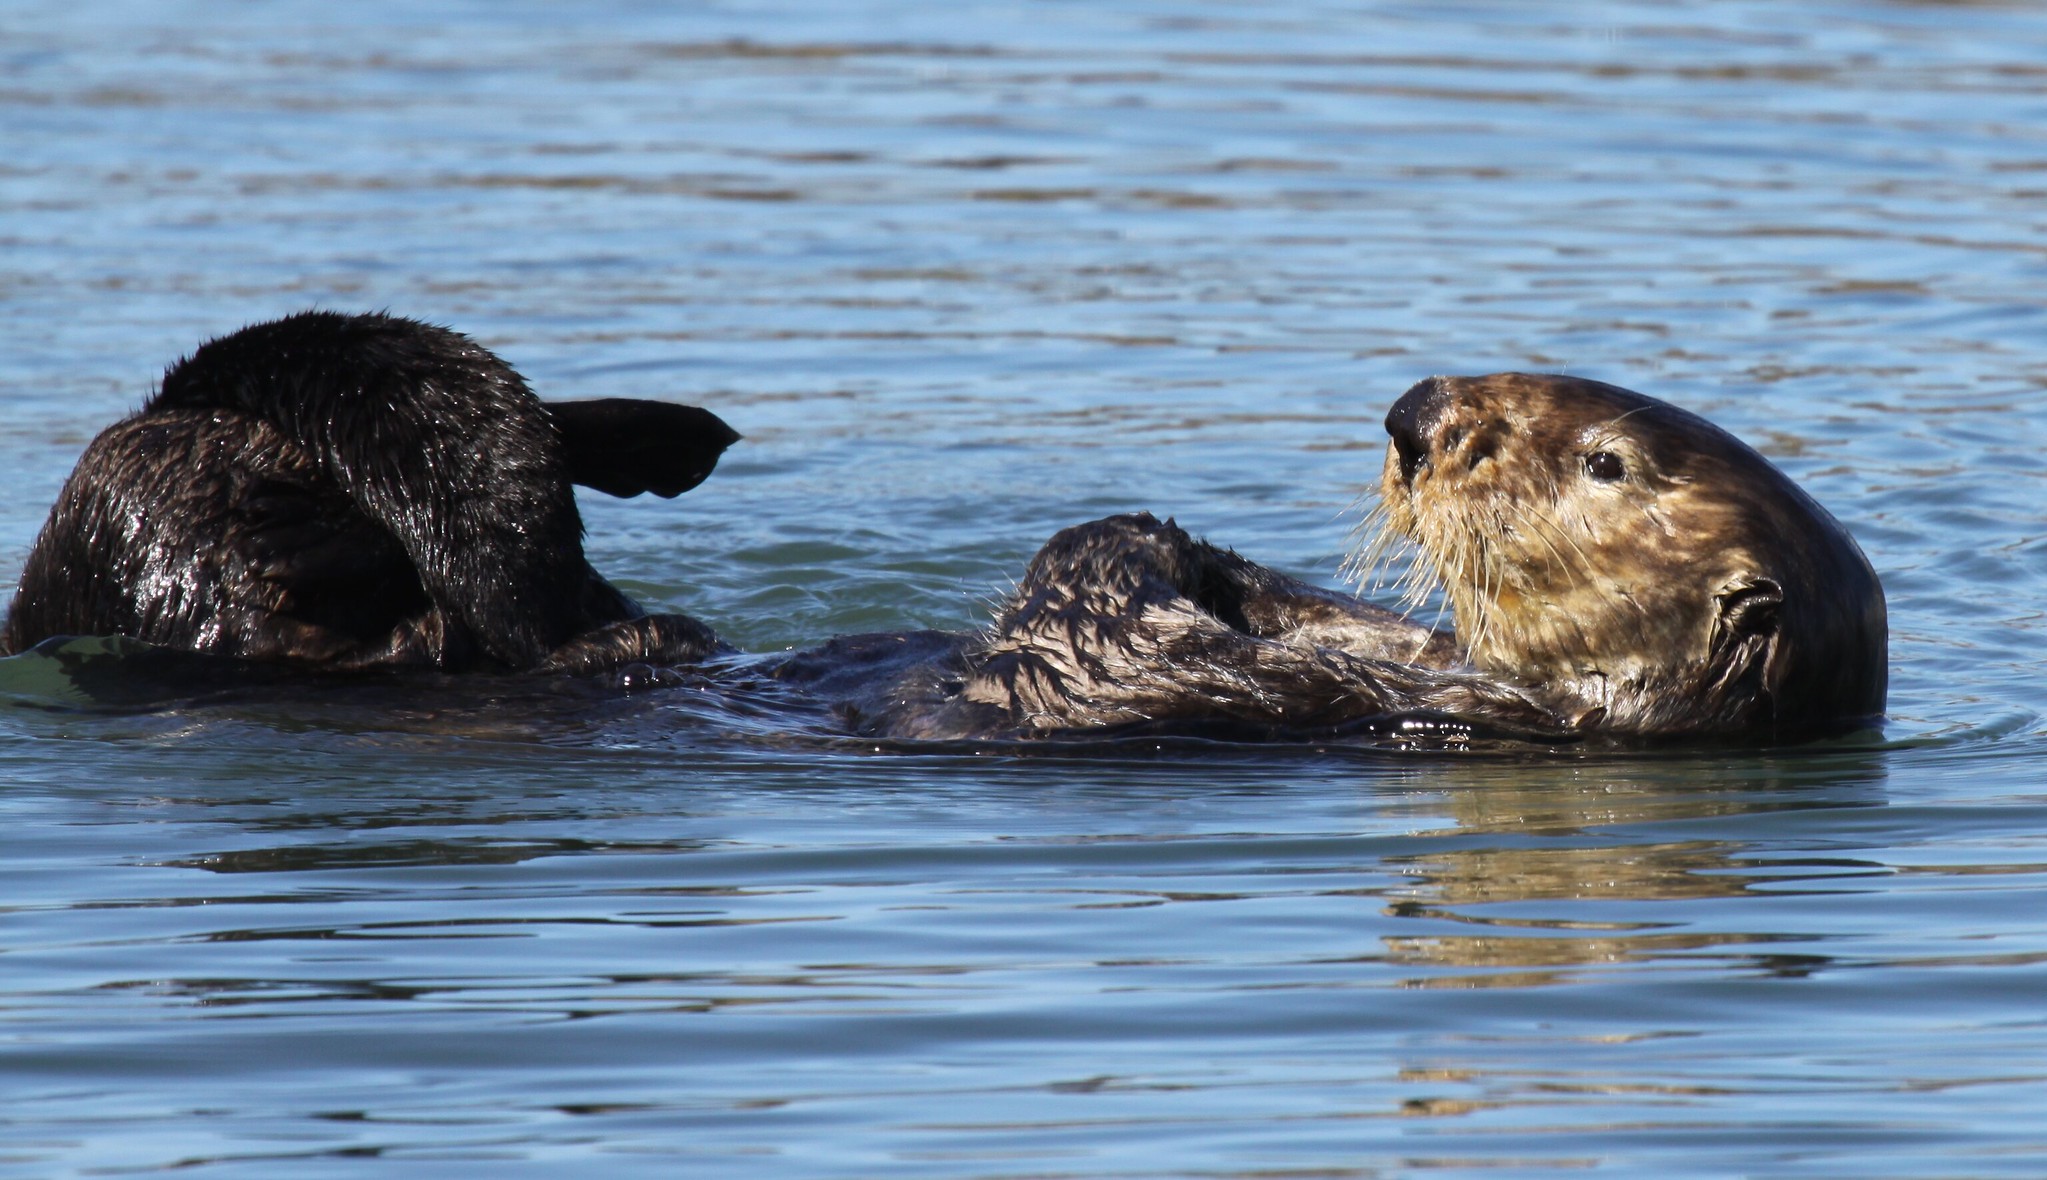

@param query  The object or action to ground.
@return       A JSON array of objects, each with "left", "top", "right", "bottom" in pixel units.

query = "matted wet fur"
[
  {"left": 1, "top": 311, "right": 736, "bottom": 672},
  {"left": 778, "top": 513, "right": 1563, "bottom": 743}
]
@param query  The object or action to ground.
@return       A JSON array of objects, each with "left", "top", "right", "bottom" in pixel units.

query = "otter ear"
[{"left": 1715, "top": 574, "right": 1782, "bottom": 640}]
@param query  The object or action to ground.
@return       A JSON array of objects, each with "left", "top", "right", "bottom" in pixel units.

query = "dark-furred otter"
[
  {"left": 788, "top": 374, "right": 1886, "bottom": 744},
  {"left": 2, "top": 313, "right": 1885, "bottom": 746},
  {"left": 0, "top": 312, "right": 737, "bottom": 673}
]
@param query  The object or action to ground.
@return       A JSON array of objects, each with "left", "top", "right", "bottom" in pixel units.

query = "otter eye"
[{"left": 1584, "top": 451, "right": 1626, "bottom": 482}]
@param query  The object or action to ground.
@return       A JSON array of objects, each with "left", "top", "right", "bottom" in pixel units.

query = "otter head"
[{"left": 1371, "top": 373, "right": 1886, "bottom": 739}]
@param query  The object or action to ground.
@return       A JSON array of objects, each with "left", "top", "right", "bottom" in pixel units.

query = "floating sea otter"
[
  {"left": 0, "top": 312, "right": 735, "bottom": 675},
  {"left": 818, "top": 374, "right": 1888, "bottom": 743},
  {"left": 0, "top": 313, "right": 1886, "bottom": 744}
]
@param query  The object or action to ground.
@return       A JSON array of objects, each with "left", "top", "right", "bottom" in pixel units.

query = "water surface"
[{"left": 5, "top": 1, "right": 2047, "bottom": 1175}]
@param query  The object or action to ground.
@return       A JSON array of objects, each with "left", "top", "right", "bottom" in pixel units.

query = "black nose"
[{"left": 1385, "top": 377, "right": 1445, "bottom": 483}]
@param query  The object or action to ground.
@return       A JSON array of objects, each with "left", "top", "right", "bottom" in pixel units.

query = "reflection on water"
[
  {"left": 7, "top": 0, "right": 2047, "bottom": 1175},
  {"left": 1378, "top": 759, "right": 1890, "bottom": 983}
]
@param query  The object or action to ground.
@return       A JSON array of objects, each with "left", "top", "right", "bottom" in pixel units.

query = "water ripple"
[{"left": 7, "top": 0, "right": 2047, "bottom": 1175}]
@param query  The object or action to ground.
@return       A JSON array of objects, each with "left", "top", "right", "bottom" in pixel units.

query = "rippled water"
[{"left": 6, "top": 1, "right": 2047, "bottom": 1175}]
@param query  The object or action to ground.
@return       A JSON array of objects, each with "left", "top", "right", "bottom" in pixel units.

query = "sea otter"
[
  {"left": 0, "top": 311, "right": 737, "bottom": 673},
  {"left": 1371, "top": 373, "right": 1887, "bottom": 737},
  {"left": 785, "top": 374, "right": 1886, "bottom": 744},
  {"left": 2, "top": 314, "right": 1885, "bottom": 745}
]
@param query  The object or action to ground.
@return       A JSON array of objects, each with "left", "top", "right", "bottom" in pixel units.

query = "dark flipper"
[{"left": 547, "top": 398, "right": 741, "bottom": 499}]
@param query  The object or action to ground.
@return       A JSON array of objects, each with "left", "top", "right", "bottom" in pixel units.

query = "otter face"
[{"left": 1368, "top": 373, "right": 1886, "bottom": 738}]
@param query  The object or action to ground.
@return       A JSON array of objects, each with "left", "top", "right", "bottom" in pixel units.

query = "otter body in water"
[
  {"left": 0, "top": 312, "right": 737, "bottom": 672},
  {"left": 3, "top": 314, "right": 1884, "bottom": 746},
  {"left": 786, "top": 374, "right": 1886, "bottom": 745},
  {"left": 775, "top": 512, "right": 1562, "bottom": 742}
]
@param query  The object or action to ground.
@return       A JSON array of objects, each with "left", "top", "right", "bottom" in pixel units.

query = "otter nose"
[{"left": 1385, "top": 377, "right": 1446, "bottom": 483}]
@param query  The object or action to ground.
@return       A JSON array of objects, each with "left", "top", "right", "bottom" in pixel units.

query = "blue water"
[{"left": 6, "top": 1, "right": 2047, "bottom": 1175}]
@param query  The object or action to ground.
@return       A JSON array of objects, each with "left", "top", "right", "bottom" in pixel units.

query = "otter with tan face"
[
  {"left": 1366, "top": 373, "right": 1886, "bottom": 738},
  {"left": 823, "top": 372, "right": 1887, "bottom": 745}
]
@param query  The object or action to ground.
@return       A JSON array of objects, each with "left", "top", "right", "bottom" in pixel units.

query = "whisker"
[
  {"left": 1505, "top": 500, "right": 1587, "bottom": 593},
  {"left": 1585, "top": 403, "right": 1658, "bottom": 450}
]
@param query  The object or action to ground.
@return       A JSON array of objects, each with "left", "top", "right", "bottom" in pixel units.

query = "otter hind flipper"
[{"left": 547, "top": 398, "right": 741, "bottom": 499}]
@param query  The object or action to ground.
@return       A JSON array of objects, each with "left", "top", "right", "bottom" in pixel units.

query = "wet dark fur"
[
  {"left": 776, "top": 513, "right": 1561, "bottom": 742},
  {"left": 1, "top": 312, "right": 736, "bottom": 671}
]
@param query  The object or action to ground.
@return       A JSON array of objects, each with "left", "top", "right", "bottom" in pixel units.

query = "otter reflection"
[
  {"left": 1, "top": 313, "right": 1886, "bottom": 747},
  {"left": 1375, "top": 756, "right": 1887, "bottom": 985}
]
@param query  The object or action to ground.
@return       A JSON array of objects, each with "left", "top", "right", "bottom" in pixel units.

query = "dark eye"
[{"left": 1584, "top": 451, "right": 1626, "bottom": 482}]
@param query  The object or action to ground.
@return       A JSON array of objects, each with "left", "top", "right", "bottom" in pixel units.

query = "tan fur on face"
[{"left": 1361, "top": 373, "right": 1886, "bottom": 737}]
